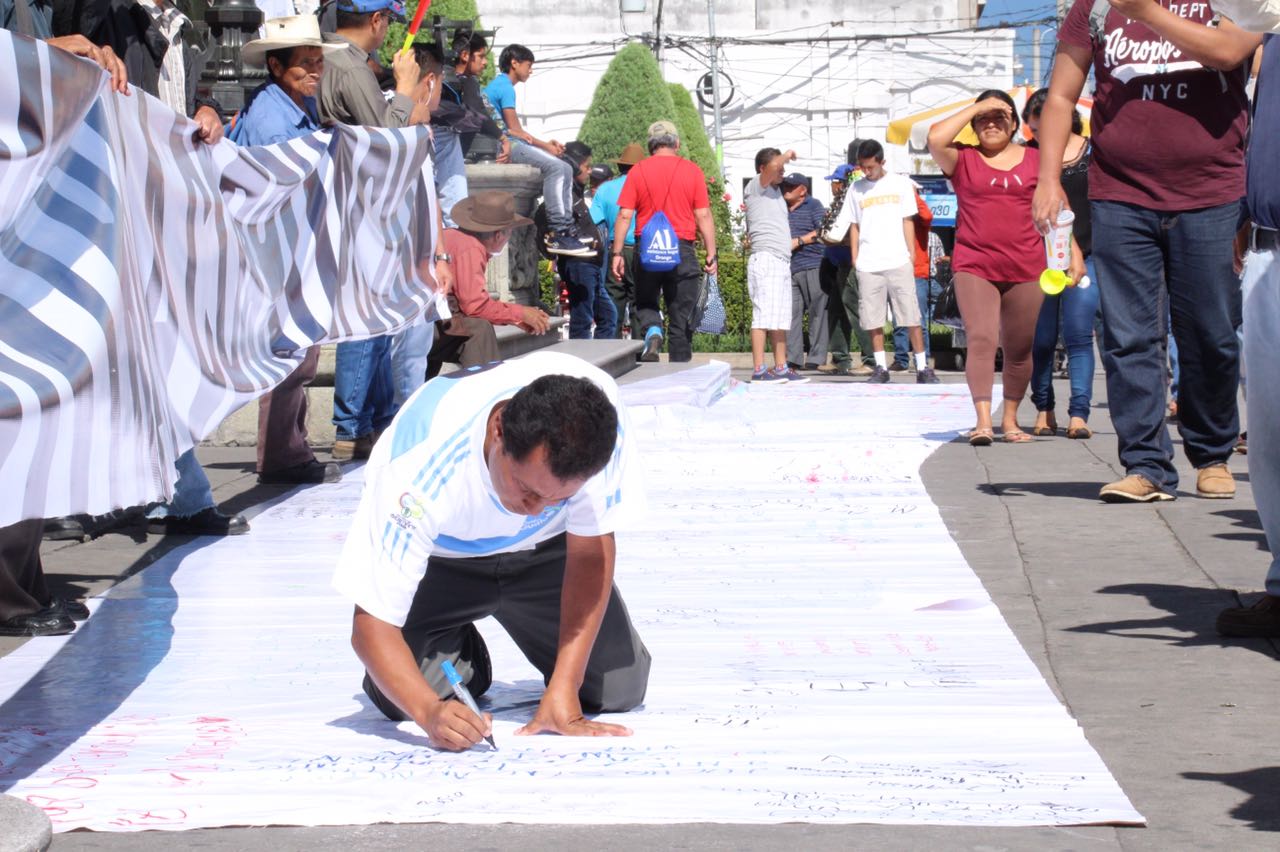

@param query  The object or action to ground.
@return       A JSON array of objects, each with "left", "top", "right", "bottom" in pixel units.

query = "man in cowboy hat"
[
  {"left": 225, "top": 17, "right": 346, "bottom": 486},
  {"left": 591, "top": 142, "right": 644, "bottom": 338},
  {"left": 425, "top": 190, "right": 552, "bottom": 377},
  {"left": 334, "top": 347, "right": 652, "bottom": 750}
]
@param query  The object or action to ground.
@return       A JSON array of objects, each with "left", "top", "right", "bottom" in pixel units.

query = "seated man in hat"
[
  {"left": 427, "top": 191, "right": 552, "bottom": 378},
  {"left": 229, "top": 16, "right": 347, "bottom": 486},
  {"left": 334, "top": 348, "right": 652, "bottom": 750}
]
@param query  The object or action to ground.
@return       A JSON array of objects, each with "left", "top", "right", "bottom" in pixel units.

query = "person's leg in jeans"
[
  {"left": 606, "top": 245, "right": 638, "bottom": 338},
  {"left": 891, "top": 320, "right": 910, "bottom": 369},
  {"left": 1168, "top": 323, "right": 1180, "bottom": 415},
  {"left": 1243, "top": 250, "right": 1280, "bottom": 593},
  {"left": 916, "top": 276, "right": 933, "bottom": 362},
  {"left": 590, "top": 261, "right": 618, "bottom": 339},
  {"left": 510, "top": 142, "right": 573, "bottom": 232},
  {"left": 432, "top": 128, "right": 468, "bottom": 228},
  {"left": 368, "top": 335, "right": 397, "bottom": 435},
  {"left": 664, "top": 242, "right": 702, "bottom": 362},
  {"left": 1029, "top": 293, "right": 1062, "bottom": 432},
  {"left": 1061, "top": 257, "right": 1101, "bottom": 428},
  {"left": 147, "top": 448, "right": 214, "bottom": 520},
  {"left": 1165, "top": 201, "right": 1242, "bottom": 473},
  {"left": 333, "top": 338, "right": 381, "bottom": 442},
  {"left": 952, "top": 271, "right": 1002, "bottom": 434},
  {"left": 391, "top": 319, "right": 436, "bottom": 408},
  {"left": 564, "top": 258, "right": 600, "bottom": 339},
  {"left": 1091, "top": 200, "right": 1178, "bottom": 494},
  {"left": 996, "top": 280, "right": 1044, "bottom": 435}
]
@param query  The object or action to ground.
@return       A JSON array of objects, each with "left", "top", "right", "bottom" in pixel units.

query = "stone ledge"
[{"left": 0, "top": 795, "right": 51, "bottom": 852}]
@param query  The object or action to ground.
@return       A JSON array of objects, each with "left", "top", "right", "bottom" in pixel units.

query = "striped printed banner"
[{"left": 0, "top": 29, "right": 439, "bottom": 527}]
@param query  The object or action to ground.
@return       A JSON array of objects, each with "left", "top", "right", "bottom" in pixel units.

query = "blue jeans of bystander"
[
  {"left": 146, "top": 448, "right": 214, "bottom": 519},
  {"left": 1241, "top": 247, "right": 1280, "bottom": 593},
  {"left": 562, "top": 257, "right": 617, "bottom": 339},
  {"left": 1030, "top": 257, "right": 1101, "bottom": 421},
  {"left": 1091, "top": 200, "right": 1242, "bottom": 493},
  {"left": 892, "top": 277, "right": 938, "bottom": 365},
  {"left": 332, "top": 336, "right": 395, "bottom": 441}
]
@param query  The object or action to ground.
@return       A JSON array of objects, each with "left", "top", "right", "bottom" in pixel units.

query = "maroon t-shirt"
[
  {"left": 617, "top": 155, "right": 710, "bottom": 241},
  {"left": 1059, "top": 0, "right": 1249, "bottom": 211},
  {"left": 950, "top": 145, "right": 1044, "bottom": 283}
]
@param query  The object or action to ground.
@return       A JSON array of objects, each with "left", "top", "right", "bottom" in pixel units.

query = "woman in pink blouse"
[{"left": 927, "top": 90, "right": 1083, "bottom": 446}]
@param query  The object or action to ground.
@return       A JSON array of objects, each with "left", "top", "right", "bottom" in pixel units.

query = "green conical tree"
[
  {"left": 578, "top": 44, "right": 677, "bottom": 164},
  {"left": 668, "top": 82, "right": 730, "bottom": 246}
]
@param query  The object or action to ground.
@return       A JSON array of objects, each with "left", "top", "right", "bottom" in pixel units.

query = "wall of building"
[{"left": 473, "top": 1, "right": 1014, "bottom": 206}]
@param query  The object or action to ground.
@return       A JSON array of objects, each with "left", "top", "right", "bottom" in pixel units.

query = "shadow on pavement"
[
  {"left": 1212, "top": 509, "right": 1268, "bottom": 551},
  {"left": 1064, "top": 583, "right": 1280, "bottom": 659},
  {"left": 1182, "top": 766, "right": 1280, "bottom": 831},
  {"left": 979, "top": 481, "right": 1103, "bottom": 501}
]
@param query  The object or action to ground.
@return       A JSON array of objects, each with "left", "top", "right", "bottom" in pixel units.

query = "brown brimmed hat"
[
  {"left": 451, "top": 190, "right": 533, "bottom": 232},
  {"left": 612, "top": 143, "right": 646, "bottom": 166}
]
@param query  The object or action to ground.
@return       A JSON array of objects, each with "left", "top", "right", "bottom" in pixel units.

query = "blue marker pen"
[{"left": 441, "top": 660, "right": 497, "bottom": 750}]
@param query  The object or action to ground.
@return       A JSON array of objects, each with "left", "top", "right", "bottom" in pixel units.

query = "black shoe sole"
[{"left": 1099, "top": 490, "right": 1176, "bottom": 503}]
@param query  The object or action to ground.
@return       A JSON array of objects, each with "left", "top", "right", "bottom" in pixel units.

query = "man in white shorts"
[
  {"left": 848, "top": 140, "right": 938, "bottom": 384},
  {"left": 744, "top": 147, "right": 808, "bottom": 383},
  {"left": 333, "top": 351, "right": 651, "bottom": 751}
]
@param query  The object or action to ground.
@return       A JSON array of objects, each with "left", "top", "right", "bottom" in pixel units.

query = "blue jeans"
[
  {"left": 1091, "top": 200, "right": 1242, "bottom": 492},
  {"left": 892, "top": 277, "right": 937, "bottom": 365},
  {"left": 562, "top": 257, "right": 617, "bottom": 339},
  {"left": 1030, "top": 257, "right": 1101, "bottom": 421},
  {"left": 1168, "top": 325, "right": 1180, "bottom": 402},
  {"left": 146, "top": 448, "right": 214, "bottom": 519},
  {"left": 510, "top": 142, "right": 573, "bottom": 231},
  {"left": 433, "top": 128, "right": 468, "bottom": 229},
  {"left": 1241, "top": 247, "right": 1280, "bottom": 593},
  {"left": 390, "top": 319, "right": 436, "bottom": 408},
  {"left": 332, "top": 336, "right": 395, "bottom": 441}
]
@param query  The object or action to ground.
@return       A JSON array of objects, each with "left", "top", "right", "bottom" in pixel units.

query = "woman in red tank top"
[{"left": 928, "top": 90, "right": 1079, "bottom": 446}]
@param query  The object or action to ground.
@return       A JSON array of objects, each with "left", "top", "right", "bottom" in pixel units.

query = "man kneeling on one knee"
[{"left": 333, "top": 352, "right": 651, "bottom": 750}]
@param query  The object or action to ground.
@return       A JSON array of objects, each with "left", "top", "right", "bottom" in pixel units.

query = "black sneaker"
[
  {"left": 259, "top": 459, "right": 343, "bottom": 485},
  {"left": 866, "top": 366, "right": 891, "bottom": 383},
  {"left": 917, "top": 367, "right": 941, "bottom": 384},
  {"left": 546, "top": 232, "right": 595, "bottom": 257},
  {"left": 148, "top": 507, "right": 250, "bottom": 537},
  {"left": 43, "top": 515, "right": 89, "bottom": 542},
  {"left": 888, "top": 362, "right": 909, "bottom": 372},
  {"left": 1216, "top": 594, "right": 1280, "bottom": 638}
]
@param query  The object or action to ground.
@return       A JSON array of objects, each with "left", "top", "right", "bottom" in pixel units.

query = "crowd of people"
[{"left": 1, "top": 0, "right": 1278, "bottom": 747}]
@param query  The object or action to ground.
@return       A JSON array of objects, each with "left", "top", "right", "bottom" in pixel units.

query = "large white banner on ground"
[
  {"left": 0, "top": 381, "right": 1143, "bottom": 829},
  {"left": 0, "top": 29, "right": 438, "bottom": 527}
]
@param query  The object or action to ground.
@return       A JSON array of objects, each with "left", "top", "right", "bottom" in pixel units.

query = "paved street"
[{"left": 6, "top": 365, "right": 1276, "bottom": 851}]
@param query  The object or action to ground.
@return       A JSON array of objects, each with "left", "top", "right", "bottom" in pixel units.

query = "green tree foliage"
[
  {"left": 578, "top": 44, "right": 676, "bottom": 163},
  {"left": 383, "top": 0, "right": 493, "bottom": 84},
  {"left": 667, "top": 82, "right": 730, "bottom": 247}
]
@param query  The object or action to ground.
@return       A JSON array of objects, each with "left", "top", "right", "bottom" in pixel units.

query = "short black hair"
[
  {"left": 334, "top": 9, "right": 372, "bottom": 30},
  {"left": 452, "top": 31, "right": 487, "bottom": 59},
  {"left": 855, "top": 139, "right": 884, "bottom": 163},
  {"left": 1022, "top": 87, "right": 1083, "bottom": 136},
  {"left": 413, "top": 42, "right": 444, "bottom": 77},
  {"left": 563, "top": 140, "right": 592, "bottom": 169},
  {"left": 754, "top": 147, "right": 781, "bottom": 172},
  {"left": 264, "top": 46, "right": 297, "bottom": 81},
  {"left": 500, "top": 375, "right": 619, "bottom": 482},
  {"left": 972, "top": 88, "right": 1021, "bottom": 134},
  {"left": 498, "top": 44, "right": 535, "bottom": 73}
]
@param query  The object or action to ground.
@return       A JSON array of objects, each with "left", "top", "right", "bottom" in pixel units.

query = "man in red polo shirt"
[{"left": 609, "top": 120, "right": 718, "bottom": 362}]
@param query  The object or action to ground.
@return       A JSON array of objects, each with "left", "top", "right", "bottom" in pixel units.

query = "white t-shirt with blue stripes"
[{"left": 332, "top": 352, "right": 646, "bottom": 627}]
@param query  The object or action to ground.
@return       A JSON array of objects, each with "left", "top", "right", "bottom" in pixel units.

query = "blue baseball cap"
[
  {"left": 336, "top": 0, "right": 407, "bottom": 22},
  {"left": 824, "top": 164, "right": 854, "bottom": 181}
]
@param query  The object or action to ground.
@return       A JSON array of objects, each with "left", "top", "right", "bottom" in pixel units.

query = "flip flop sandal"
[
  {"left": 1002, "top": 430, "right": 1034, "bottom": 443},
  {"left": 967, "top": 428, "right": 994, "bottom": 447}
]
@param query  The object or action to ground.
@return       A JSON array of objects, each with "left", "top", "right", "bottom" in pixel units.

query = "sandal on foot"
[
  {"left": 967, "top": 428, "right": 994, "bottom": 447},
  {"left": 1002, "top": 429, "right": 1034, "bottom": 443},
  {"left": 1067, "top": 425, "right": 1093, "bottom": 440}
]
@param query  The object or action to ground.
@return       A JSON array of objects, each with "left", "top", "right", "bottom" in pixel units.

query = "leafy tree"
[
  {"left": 578, "top": 44, "right": 676, "bottom": 163},
  {"left": 668, "top": 82, "right": 730, "bottom": 247}
]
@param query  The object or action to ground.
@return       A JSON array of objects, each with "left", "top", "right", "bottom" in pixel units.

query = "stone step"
[{"left": 204, "top": 322, "right": 639, "bottom": 448}]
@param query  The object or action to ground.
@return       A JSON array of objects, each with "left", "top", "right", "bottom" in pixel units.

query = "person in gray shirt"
[{"left": 744, "top": 147, "right": 807, "bottom": 383}]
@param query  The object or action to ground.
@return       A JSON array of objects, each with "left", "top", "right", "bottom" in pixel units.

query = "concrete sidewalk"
[{"left": 7, "top": 366, "right": 1277, "bottom": 850}]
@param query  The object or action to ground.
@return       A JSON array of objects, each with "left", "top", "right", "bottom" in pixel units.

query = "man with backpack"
[{"left": 609, "top": 120, "right": 718, "bottom": 363}]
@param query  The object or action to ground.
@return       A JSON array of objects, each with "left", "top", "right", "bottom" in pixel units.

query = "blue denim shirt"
[{"left": 227, "top": 82, "right": 322, "bottom": 146}]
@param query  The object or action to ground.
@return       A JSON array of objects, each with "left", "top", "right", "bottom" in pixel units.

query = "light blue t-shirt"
[
  {"left": 590, "top": 175, "right": 636, "bottom": 247},
  {"left": 483, "top": 74, "right": 518, "bottom": 131}
]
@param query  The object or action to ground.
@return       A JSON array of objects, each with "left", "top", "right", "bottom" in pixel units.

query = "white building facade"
[{"left": 476, "top": 0, "right": 1015, "bottom": 205}]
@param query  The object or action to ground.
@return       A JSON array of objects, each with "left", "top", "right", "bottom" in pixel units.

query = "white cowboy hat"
[{"left": 241, "top": 16, "right": 344, "bottom": 69}]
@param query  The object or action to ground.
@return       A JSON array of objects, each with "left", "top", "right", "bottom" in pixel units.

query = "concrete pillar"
[{"left": 464, "top": 163, "right": 546, "bottom": 307}]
